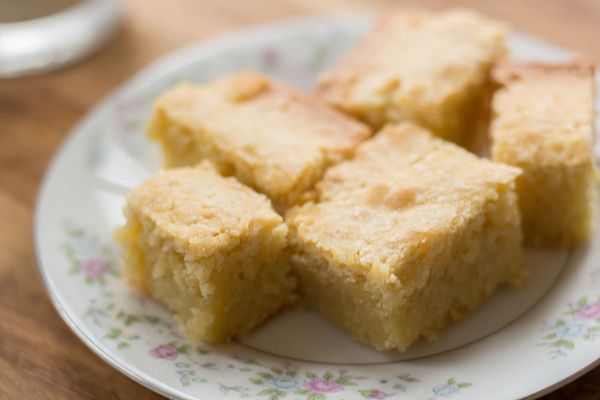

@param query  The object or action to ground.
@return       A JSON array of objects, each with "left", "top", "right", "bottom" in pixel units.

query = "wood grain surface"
[{"left": 1, "top": 0, "right": 599, "bottom": 398}]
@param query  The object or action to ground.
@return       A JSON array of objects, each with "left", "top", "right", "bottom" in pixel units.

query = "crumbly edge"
[
  {"left": 512, "top": 159, "right": 597, "bottom": 247},
  {"left": 286, "top": 182, "right": 524, "bottom": 351},
  {"left": 115, "top": 204, "right": 295, "bottom": 343}
]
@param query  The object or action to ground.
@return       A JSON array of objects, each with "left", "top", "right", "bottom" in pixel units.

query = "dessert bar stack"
[{"left": 116, "top": 8, "right": 597, "bottom": 350}]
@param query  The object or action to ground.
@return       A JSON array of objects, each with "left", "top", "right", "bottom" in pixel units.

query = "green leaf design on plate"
[
  {"left": 177, "top": 344, "right": 190, "bottom": 354},
  {"left": 271, "top": 367, "right": 282, "bottom": 374},
  {"left": 551, "top": 339, "right": 574, "bottom": 350},
  {"left": 335, "top": 375, "right": 354, "bottom": 386},
  {"left": 577, "top": 297, "right": 588, "bottom": 308},
  {"left": 359, "top": 389, "right": 375, "bottom": 398},
  {"left": 258, "top": 388, "right": 276, "bottom": 395},
  {"left": 105, "top": 327, "right": 121, "bottom": 339},
  {"left": 196, "top": 347, "right": 210, "bottom": 355}
]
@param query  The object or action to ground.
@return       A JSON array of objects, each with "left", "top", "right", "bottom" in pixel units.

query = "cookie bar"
[
  {"left": 317, "top": 9, "right": 505, "bottom": 145},
  {"left": 490, "top": 61, "right": 597, "bottom": 246},
  {"left": 286, "top": 122, "right": 524, "bottom": 351},
  {"left": 115, "top": 163, "right": 295, "bottom": 343}
]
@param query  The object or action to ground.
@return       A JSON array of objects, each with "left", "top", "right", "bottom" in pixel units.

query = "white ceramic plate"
[{"left": 35, "top": 15, "right": 600, "bottom": 400}]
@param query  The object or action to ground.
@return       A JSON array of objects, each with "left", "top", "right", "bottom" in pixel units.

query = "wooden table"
[{"left": 1, "top": 0, "right": 599, "bottom": 398}]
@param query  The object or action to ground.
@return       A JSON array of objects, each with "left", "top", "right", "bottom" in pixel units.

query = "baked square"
[
  {"left": 490, "top": 61, "right": 597, "bottom": 246},
  {"left": 148, "top": 72, "right": 371, "bottom": 211},
  {"left": 317, "top": 9, "right": 505, "bottom": 145},
  {"left": 115, "top": 163, "right": 295, "bottom": 343},
  {"left": 286, "top": 122, "right": 524, "bottom": 351}
]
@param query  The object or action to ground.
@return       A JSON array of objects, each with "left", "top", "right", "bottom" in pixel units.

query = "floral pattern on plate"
[
  {"left": 63, "top": 227, "right": 119, "bottom": 285},
  {"left": 540, "top": 296, "right": 600, "bottom": 358},
  {"left": 62, "top": 225, "right": 428, "bottom": 398},
  {"left": 432, "top": 378, "right": 472, "bottom": 398}
]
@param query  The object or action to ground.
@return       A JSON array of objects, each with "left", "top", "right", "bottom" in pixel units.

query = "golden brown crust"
[
  {"left": 126, "top": 162, "right": 284, "bottom": 258},
  {"left": 318, "top": 122, "right": 518, "bottom": 201},
  {"left": 212, "top": 71, "right": 272, "bottom": 101},
  {"left": 492, "top": 59, "right": 595, "bottom": 86},
  {"left": 491, "top": 60, "right": 596, "bottom": 167}
]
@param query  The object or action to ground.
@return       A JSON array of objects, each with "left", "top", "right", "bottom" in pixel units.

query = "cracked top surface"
[
  {"left": 126, "top": 162, "right": 285, "bottom": 258},
  {"left": 153, "top": 72, "right": 371, "bottom": 205},
  {"left": 286, "top": 122, "right": 520, "bottom": 279},
  {"left": 317, "top": 9, "right": 505, "bottom": 114},
  {"left": 491, "top": 61, "right": 596, "bottom": 167}
]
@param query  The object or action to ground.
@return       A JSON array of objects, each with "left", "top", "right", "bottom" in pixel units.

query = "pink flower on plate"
[
  {"left": 82, "top": 258, "right": 107, "bottom": 278},
  {"left": 359, "top": 389, "right": 388, "bottom": 399},
  {"left": 575, "top": 301, "right": 600, "bottom": 320},
  {"left": 368, "top": 389, "right": 387, "bottom": 399},
  {"left": 261, "top": 47, "right": 279, "bottom": 66},
  {"left": 150, "top": 344, "right": 178, "bottom": 360},
  {"left": 305, "top": 378, "right": 342, "bottom": 393}
]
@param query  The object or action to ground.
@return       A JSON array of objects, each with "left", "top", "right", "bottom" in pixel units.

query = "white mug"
[{"left": 0, "top": 0, "right": 122, "bottom": 77}]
